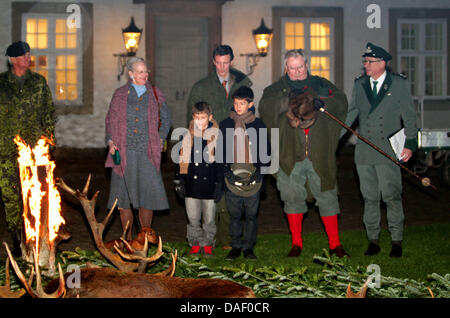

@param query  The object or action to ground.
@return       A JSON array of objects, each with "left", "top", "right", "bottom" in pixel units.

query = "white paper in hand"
[{"left": 389, "top": 128, "right": 406, "bottom": 161}]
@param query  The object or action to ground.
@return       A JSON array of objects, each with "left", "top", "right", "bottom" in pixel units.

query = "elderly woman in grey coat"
[{"left": 105, "top": 57, "right": 171, "bottom": 239}]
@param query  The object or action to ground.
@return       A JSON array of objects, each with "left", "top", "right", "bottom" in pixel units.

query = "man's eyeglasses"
[
  {"left": 362, "top": 59, "right": 383, "bottom": 65},
  {"left": 287, "top": 65, "right": 306, "bottom": 72}
]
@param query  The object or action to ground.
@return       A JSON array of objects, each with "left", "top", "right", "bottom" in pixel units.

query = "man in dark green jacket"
[
  {"left": 186, "top": 45, "right": 252, "bottom": 249},
  {"left": 0, "top": 41, "right": 55, "bottom": 255},
  {"left": 259, "top": 49, "right": 349, "bottom": 258},
  {"left": 342, "top": 43, "right": 417, "bottom": 258}
]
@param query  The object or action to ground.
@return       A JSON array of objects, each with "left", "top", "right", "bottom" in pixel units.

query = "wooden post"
[{"left": 20, "top": 165, "right": 62, "bottom": 274}]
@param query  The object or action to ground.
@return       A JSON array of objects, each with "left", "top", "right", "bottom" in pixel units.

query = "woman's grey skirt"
[{"left": 107, "top": 150, "right": 169, "bottom": 211}]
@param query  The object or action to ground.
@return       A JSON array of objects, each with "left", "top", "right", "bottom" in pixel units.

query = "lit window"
[
  {"left": 23, "top": 15, "right": 82, "bottom": 104},
  {"left": 55, "top": 19, "right": 77, "bottom": 49},
  {"left": 398, "top": 19, "right": 446, "bottom": 96},
  {"left": 26, "top": 18, "right": 48, "bottom": 49},
  {"left": 56, "top": 55, "right": 78, "bottom": 101},
  {"left": 310, "top": 23, "right": 330, "bottom": 51},
  {"left": 282, "top": 18, "right": 334, "bottom": 81},
  {"left": 30, "top": 55, "right": 49, "bottom": 81},
  {"left": 285, "top": 22, "right": 304, "bottom": 51},
  {"left": 310, "top": 56, "right": 330, "bottom": 80}
]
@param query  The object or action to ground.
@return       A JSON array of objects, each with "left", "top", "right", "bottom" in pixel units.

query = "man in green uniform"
[
  {"left": 259, "top": 49, "right": 349, "bottom": 258},
  {"left": 0, "top": 41, "right": 55, "bottom": 255},
  {"left": 342, "top": 43, "right": 417, "bottom": 257},
  {"left": 186, "top": 45, "right": 252, "bottom": 249}
]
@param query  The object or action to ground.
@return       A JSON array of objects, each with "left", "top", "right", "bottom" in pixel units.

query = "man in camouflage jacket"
[{"left": 0, "top": 41, "right": 55, "bottom": 253}]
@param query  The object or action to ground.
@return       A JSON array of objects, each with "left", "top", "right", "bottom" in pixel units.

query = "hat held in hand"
[
  {"left": 225, "top": 163, "right": 262, "bottom": 197},
  {"left": 286, "top": 90, "right": 317, "bottom": 129}
]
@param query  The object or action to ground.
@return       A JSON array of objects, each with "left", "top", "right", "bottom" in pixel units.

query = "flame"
[{"left": 14, "top": 135, "right": 65, "bottom": 251}]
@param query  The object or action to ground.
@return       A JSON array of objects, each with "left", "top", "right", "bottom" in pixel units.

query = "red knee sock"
[
  {"left": 321, "top": 215, "right": 341, "bottom": 250},
  {"left": 287, "top": 213, "right": 304, "bottom": 248}
]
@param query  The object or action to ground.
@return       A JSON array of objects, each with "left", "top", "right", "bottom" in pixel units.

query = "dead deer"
[{"left": 0, "top": 175, "right": 255, "bottom": 298}]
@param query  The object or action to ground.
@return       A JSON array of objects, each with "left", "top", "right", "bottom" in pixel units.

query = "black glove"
[
  {"left": 312, "top": 98, "right": 325, "bottom": 111},
  {"left": 174, "top": 178, "right": 186, "bottom": 200},
  {"left": 213, "top": 182, "right": 224, "bottom": 203}
]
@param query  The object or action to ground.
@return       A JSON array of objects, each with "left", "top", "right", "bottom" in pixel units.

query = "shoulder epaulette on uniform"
[
  {"left": 354, "top": 73, "right": 366, "bottom": 81},
  {"left": 391, "top": 72, "right": 408, "bottom": 79}
]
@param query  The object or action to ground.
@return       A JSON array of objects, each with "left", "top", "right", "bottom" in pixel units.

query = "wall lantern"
[
  {"left": 240, "top": 18, "right": 273, "bottom": 75},
  {"left": 113, "top": 17, "right": 143, "bottom": 82}
]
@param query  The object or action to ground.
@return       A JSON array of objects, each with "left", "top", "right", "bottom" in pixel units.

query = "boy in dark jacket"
[
  {"left": 177, "top": 102, "right": 222, "bottom": 256},
  {"left": 219, "top": 86, "right": 271, "bottom": 260}
]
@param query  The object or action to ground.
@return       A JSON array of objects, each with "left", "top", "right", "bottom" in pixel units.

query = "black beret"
[
  {"left": 362, "top": 42, "right": 392, "bottom": 62},
  {"left": 5, "top": 41, "right": 30, "bottom": 57}
]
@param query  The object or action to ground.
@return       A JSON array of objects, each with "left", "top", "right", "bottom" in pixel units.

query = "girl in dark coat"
[{"left": 178, "top": 102, "right": 221, "bottom": 256}]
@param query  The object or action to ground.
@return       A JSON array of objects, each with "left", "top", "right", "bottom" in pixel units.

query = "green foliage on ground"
[
  {"left": 1, "top": 223, "right": 449, "bottom": 298},
  {"left": 152, "top": 223, "right": 450, "bottom": 297},
  {"left": 167, "top": 222, "right": 450, "bottom": 281}
]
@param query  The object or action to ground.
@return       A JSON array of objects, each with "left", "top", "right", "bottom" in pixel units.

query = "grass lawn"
[
  {"left": 1, "top": 223, "right": 448, "bottom": 298},
  {"left": 167, "top": 222, "right": 450, "bottom": 282},
  {"left": 156, "top": 222, "right": 449, "bottom": 297}
]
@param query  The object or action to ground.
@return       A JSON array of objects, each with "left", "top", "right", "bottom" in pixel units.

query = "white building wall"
[
  {"left": 0, "top": 1, "right": 13, "bottom": 69},
  {"left": 1, "top": 0, "right": 449, "bottom": 148},
  {"left": 222, "top": 0, "right": 450, "bottom": 110},
  {"left": 0, "top": 0, "right": 145, "bottom": 148}
]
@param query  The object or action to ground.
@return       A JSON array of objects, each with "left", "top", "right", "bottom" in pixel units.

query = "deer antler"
[
  {"left": 0, "top": 255, "right": 26, "bottom": 298},
  {"left": 153, "top": 250, "right": 177, "bottom": 277},
  {"left": 346, "top": 279, "right": 369, "bottom": 298},
  {"left": 114, "top": 236, "right": 164, "bottom": 273},
  {"left": 57, "top": 175, "right": 140, "bottom": 273},
  {"left": 3, "top": 242, "right": 65, "bottom": 298},
  {"left": 58, "top": 174, "right": 179, "bottom": 275}
]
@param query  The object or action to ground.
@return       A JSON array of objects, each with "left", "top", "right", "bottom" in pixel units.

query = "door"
[{"left": 155, "top": 16, "right": 209, "bottom": 129}]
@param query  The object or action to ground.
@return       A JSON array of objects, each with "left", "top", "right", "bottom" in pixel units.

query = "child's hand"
[
  {"left": 224, "top": 170, "right": 236, "bottom": 184},
  {"left": 174, "top": 178, "right": 186, "bottom": 199},
  {"left": 249, "top": 171, "right": 262, "bottom": 184}
]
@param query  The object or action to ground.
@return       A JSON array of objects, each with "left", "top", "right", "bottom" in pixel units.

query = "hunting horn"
[{"left": 312, "top": 99, "right": 436, "bottom": 191}]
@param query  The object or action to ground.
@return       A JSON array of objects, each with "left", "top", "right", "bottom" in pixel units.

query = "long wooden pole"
[{"left": 316, "top": 104, "right": 436, "bottom": 191}]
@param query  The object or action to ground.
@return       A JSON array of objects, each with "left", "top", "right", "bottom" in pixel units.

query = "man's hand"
[
  {"left": 286, "top": 111, "right": 301, "bottom": 128},
  {"left": 400, "top": 148, "right": 413, "bottom": 162},
  {"left": 249, "top": 171, "right": 262, "bottom": 184}
]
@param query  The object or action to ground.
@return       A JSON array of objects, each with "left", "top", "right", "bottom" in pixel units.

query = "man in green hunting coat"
[
  {"left": 342, "top": 43, "right": 417, "bottom": 258},
  {"left": 186, "top": 45, "right": 252, "bottom": 250},
  {"left": 259, "top": 49, "right": 349, "bottom": 258},
  {"left": 0, "top": 41, "right": 55, "bottom": 255}
]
